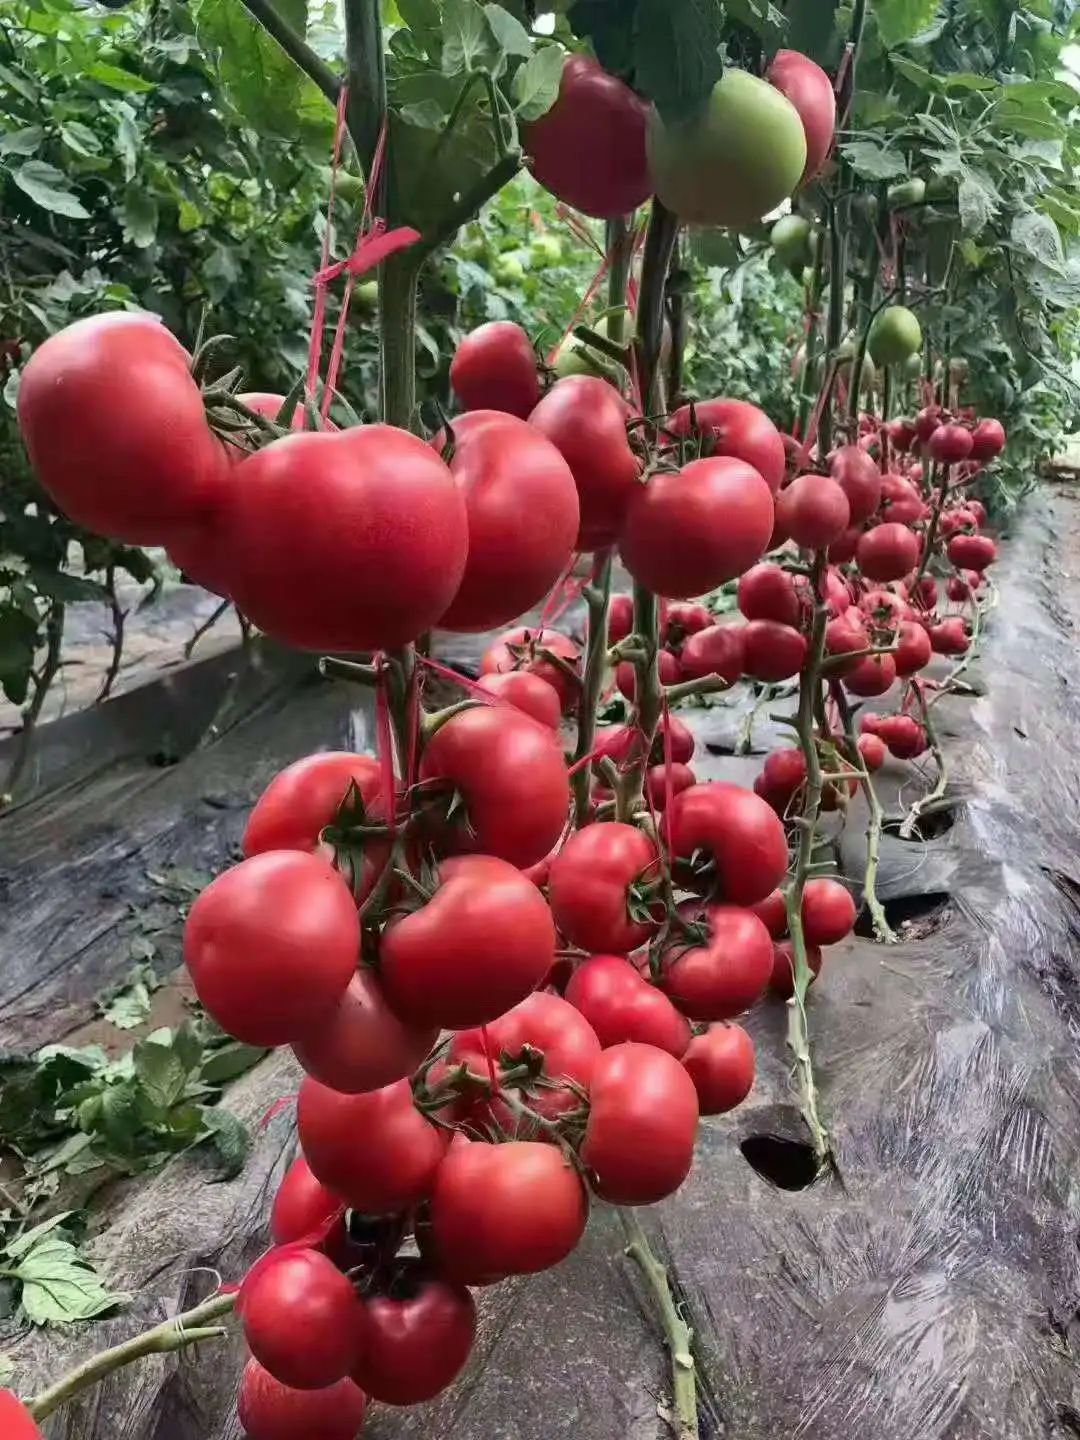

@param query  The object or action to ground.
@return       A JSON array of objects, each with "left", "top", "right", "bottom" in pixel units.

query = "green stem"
[
  {"left": 2, "top": 600, "right": 64, "bottom": 807},
  {"left": 635, "top": 199, "right": 679, "bottom": 417},
  {"left": 831, "top": 681, "right": 897, "bottom": 944},
  {"left": 605, "top": 215, "right": 634, "bottom": 346},
  {"left": 26, "top": 1293, "right": 237, "bottom": 1422},
  {"left": 379, "top": 253, "right": 420, "bottom": 430},
  {"left": 898, "top": 682, "right": 948, "bottom": 839},
  {"left": 797, "top": 234, "right": 827, "bottom": 439},
  {"left": 819, "top": 198, "right": 847, "bottom": 457},
  {"left": 342, "top": 0, "right": 385, "bottom": 179},
  {"left": 913, "top": 461, "right": 946, "bottom": 586},
  {"left": 620, "top": 1211, "right": 697, "bottom": 1440},
  {"left": 573, "top": 551, "right": 614, "bottom": 827}
]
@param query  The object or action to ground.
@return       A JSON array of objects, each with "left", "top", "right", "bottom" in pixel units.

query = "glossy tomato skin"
[
  {"left": 565, "top": 955, "right": 692, "bottom": 1057},
  {"left": 435, "top": 411, "right": 579, "bottom": 631},
  {"left": 476, "top": 671, "right": 562, "bottom": 729},
  {"left": 754, "top": 746, "right": 806, "bottom": 815},
  {"left": 777, "top": 474, "right": 851, "bottom": 550},
  {"left": 947, "top": 533, "right": 996, "bottom": 571},
  {"left": 529, "top": 377, "right": 640, "bottom": 549},
  {"left": 856, "top": 523, "right": 920, "bottom": 583},
  {"left": 894, "top": 619, "right": 932, "bottom": 677},
  {"left": 293, "top": 970, "right": 437, "bottom": 1094},
  {"left": 428, "top": 1141, "right": 588, "bottom": 1284},
  {"left": 970, "top": 418, "right": 1006, "bottom": 461},
  {"left": 582, "top": 1043, "right": 699, "bottom": 1205},
  {"left": 666, "top": 397, "right": 786, "bottom": 494},
  {"left": 669, "top": 781, "right": 789, "bottom": 906},
  {"left": 183, "top": 852, "right": 358, "bottom": 1047},
  {"left": 876, "top": 714, "right": 928, "bottom": 758},
  {"left": 480, "top": 626, "right": 581, "bottom": 710},
  {"left": 297, "top": 1077, "right": 447, "bottom": 1215},
  {"left": 17, "top": 312, "right": 228, "bottom": 544},
  {"left": 380, "top": 855, "right": 555, "bottom": 1029},
  {"left": 237, "top": 1359, "right": 366, "bottom": 1440},
  {"left": 741, "top": 619, "right": 807, "bottom": 682},
  {"left": 843, "top": 652, "right": 897, "bottom": 698},
  {"left": 767, "top": 50, "right": 836, "bottom": 182},
  {"left": 523, "top": 55, "right": 651, "bottom": 219},
  {"left": 801, "top": 878, "right": 856, "bottom": 946},
  {"left": 420, "top": 705, "right": 570, "bottom": 869},
  {"left": 548, "top": 822, "right": 660, "bottom": 955},
  {"left": 353, "top": 1260, "right": 476, "bottom": 1405},
  {"left": 858, "top": 733, "right": 887, "bottom": 771},
  {"left": 646, "top": 762, "right": 696, "bottom": 812},
  {"left": 271, "top": 1157, "right": 346, "bottom": 1248},
  {"left": 680, "top": 624, "right": 746, "bottom": 684},
  {"left": 769, "top": 940, "right": 823, "bottom": 998},
  {"left": 750, "top": 888, "right": 788, "bottom": 939},
  {"left": 738, "top": 563, "right": 804, "bottom": 626},
  {"left": 825, "top": 611, "right": 870, "bottom": 675},
  {"left": 223, "top": 426, "right": 468, "bottom": 652},
  {"left": 240, "top": 1247, "right": 360, "bottom": 1390},
  {"left": 616, "top": 649, "right": 681, "bottom": 699},
  {"left": 927, "top": 424, "right": 974, "bottom": 466},
  {"left": 450, "top": 322, "right": 539, "bottom": 419},
  {"left": 0, "top": 1390, "right": 42, "bottom": 1440},
  {"left": 660, "top": 903, "right": 774, "bottom": 1020},
  {"left": 682, "top": 1023, "right": 755, "bottom": 1115},
  {"left": 608, "top": 593, "right": 635, "bottom": 643},
  {"left": 620, "top": 456, "right": 775, "bottom": 599}
]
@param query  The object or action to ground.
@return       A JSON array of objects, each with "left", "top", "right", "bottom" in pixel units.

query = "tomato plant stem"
[
  {"left": 830, "top": 680, "right": 898, "bottom": 944},
  {"left": 636, "top": 199, "right": 679, "bottom": 416},
  {"left": 25, "top": 1292, "right": 237, "bottom": 1422},
  {"left": 573, "top": 550, "right": 613, "bottom": 826},
  {"left": 898, "top": 682, "right": 948, "bottom": 839},
  {"left": 619, "top": 1210, "right": 698, "bottom": 1440},
  {"left": 2, "top": 600, "right": 63, "bottom": 808},
  {"left": 605, "top": 215, "right": 633, "bottom": 345},
  {"left": 379, "top": 254, "right": 420, "bottom": 431},
  {"left": 342, "top": 0, "right": 385, "bottom": 180}
]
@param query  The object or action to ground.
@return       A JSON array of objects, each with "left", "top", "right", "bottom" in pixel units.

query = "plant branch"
[
  {"left": 831, "top": 681, "right": 897, "bottom": 944},
  {"left": 620, "top": 1211, "right": 697, "bottom": 1440},
  {"left": 573, "top": 551, "right": 614, "bottom": 826},
  {"left": 342, "top": 0, "right": 384, "bottom": 179},
  {"left": 899, "top": 682, "right": 948, "bottom": 839}
]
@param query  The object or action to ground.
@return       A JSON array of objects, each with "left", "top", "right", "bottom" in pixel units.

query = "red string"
[
  {"left": 479, "top": 1024, "right": 500, "bottom": 1094},
  {"left": 258, "top": 1095, "right": 297, "bottom": 1130},
  {"left": 546, "top": 253, "right": 611, "bottom": 367},
  {"left": 374, "top": 656, "right": 398, "bottom": 837}
]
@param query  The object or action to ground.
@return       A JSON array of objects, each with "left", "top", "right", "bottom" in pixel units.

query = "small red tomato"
[
  {"left": 750, "top": 888, "right": 789, "bottom": 939},
  {"left": 237, "top": 1359, "right": 366, "bottom": 1440},
  {"left": 608, "top": 593, "right": 635, "bottom": 643},
  {"left": 679, "top": 624, "right": 746, "bottom": 684},
  {"left": 827, "top": 525, "right": 862, "bottom": 565},
  {"left": 682, "top": 1023, "right": 756, "bottom": 1115},
  {"left": 669, "top": 781, "right": 790, "bottom": 905},
  {"left": 801, "top": 878, "right": 856, "bottom": 945},
  {"left": 928, "top": 617, "right": 970, "bottom": 655},
  {"left": 565, "top": 955, "right": 692, "bottom": 1058},
  {"left": 270, "top": 1157, "right": 346, "bottom": 1249},
  {"left": 656, "top": 713, "right": 696, "bottom": 764},
  {"left": 737, "top": 562, "right": 804, "bottom": 626},
  {"left": 581, "top": 1043, "right": 699, "bottom": 1205},
  {"left": 665, "top": 601, "right": 713, "bottom": 643},
  {"left": 548, "top": 822, "right": 661, "bottom": 955},
  {"left": 928, "top": 423, "right": 974, "bottom": 465},
  {"left": 753, "top": 746, "right": 807, "bottom": 816},
  {"left": 876, "top": 714, "right": 929, "bottom": 758},
  {"left": 883, "top": 419, "right": 917, "bottom": 454},
  {"left": 858, "top": 733, "right": 887, "bottom": 771},
  {"left": 776, "top": 473, "right": 851, "bottom": 550},
  {"left": 666, "top": 397, "right": 786, "bottom": 494},
  {"left": 480, "top": 625, "right": 581, "bottom": 710},
  {"left": 659, "top": 902, "right": 774, "bottom": 1020},
  {"left": 767, "top": 50, "right": 836, "bottom": 182},
  {"left": 183, "top": 852, "right": 358, "bottom": 1047},
  {"left": 428, "top": 1140, "right": 588, "bottom": 1284},
  {"left": 910, "top": 575, "right": 938, "bottom": 612},
  {"left": 878, "top": 473, "right": 923, "bottom": 526},
  {"left": 843, "top": 652, "right": 898, "bottom": 697},
  {"left": 476, "top": 670, "right": 562, "bottom": 729},
  {"left": 947, "top": 533, "right": 996, "bottom": 572},
  {"left": 970, "top": 418, "right": 1006, "bottom": 461},
  {"left": 352, "top": 1259, "right": 476, "bottom": 1405},
  {"left": 646, "top": 762, "right": 696, "bottom": 812},
  {"left": 914, "top": 405, "right": 942, "bottom": 443},
  {"left": 293, "top": 970, "right": 437, "bottom": 1095},
  {"left": 380, "top": 855, "right": 555, "bottom": 1029},
  {"left": 856, "top": 523, "right": 920, "bottom": 582},
  {"left": 894, "top": 619, "right": 932, "bottom": 677},
  {"left": 297, "top": 1077, "right": 447, "bottom": 1215},
  {"left": 768, "top": 940, "right": 823, "bottom": 998},
  {"left": 450, "top": 322, "right": 540, "bottom": 419},
  {"left": 825, "top": 611, "right": 870, "bottom": 675},
  {"left": 741, "top": 619, "right": 808, "bottom": 682},
  {"left": 860, "top": 586, "right": 913, "bottom": 627},
  {"left": 616, "top": 648, "right": 681, "bottom": 699},
  {"left": 240, "top": 1248, "right": 360, "bottom": 1390}
]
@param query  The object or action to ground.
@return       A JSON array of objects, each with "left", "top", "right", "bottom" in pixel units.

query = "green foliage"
[{"left": 0, "top": 1214, "right": 125, "bottom": 1328}]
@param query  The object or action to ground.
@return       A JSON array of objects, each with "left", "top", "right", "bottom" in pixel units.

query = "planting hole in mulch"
[
  {"left": 883, "top": 799, "right": 958, "bottom": 842},
  {"left": 854, "top": 890, "right": 952, "bottom": 940},
  {"left": 739, "top": 1132, "right": 821, "bottom": 1191}
]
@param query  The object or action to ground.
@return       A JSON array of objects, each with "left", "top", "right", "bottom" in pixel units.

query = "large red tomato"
[
  {"left": 565, "top": 955, "right": 692, "bottom": 1057},
  {"left": 476, "top": 671, "right": 562, "bottom": 729},
  {"left": 529, "top": 377, "right": 641, "bottom": 548},
  {"left": 419, "top": 705, "right": 570, "bottom": 868},
  {"left": 620, "top": 456, "right": 774, "bottom": 599},
  {"left": 659, "top": 903, "right": 774, "bottom": 1019},
  {"left": 666, "top": 397, "right": 786, "bottom": 493},
  {"left": 237, "top": 1359, "right": 366, "bottom": 1440},
  {"left": 297, "top": 1077, "right": 446, "bottom": 1215},
  {"left": 801, "top": 878, "right": 856, "bottom": 945},
  {"left": 767, "top": 50, "right": 836, "bottom": 182},
  {"left": 879, "top": 473, "right": 924, "bottom": 526},
  {"left": 668, "top": 781, "right": 789, "bottom": 905},
  {"left": 682, "top": 1024, "right": 755, "bottom": 1115},
  {"left": 738, "top": 562, "right": 804, "bottom": 625},
  {"left": 679, "top": 624, "right": 746, "bottom": 684},
  {"left": 522, "top": 56, "right": 651, "bottom": 219},
  {"left": 183, "top": 852, "right": 358, "bottom": 1047},
  {"left": 0, "top": 1391, "right": 42, "bottom": 1440},
  {"left": 379, "top": 855, "right": 555, "bottom": 1029},
  {"left": 450, "top": 321, "right": 539, "bottom": 419},
  {"left": 856, "top": 522, "right": 920, "bottom": 582},
  {"left": 428, "top": 1141, "right": 588, "bottom": 1284},
  {"left": 239, "top": 1247, "right": 360, "bottom": 1390},
  {"left": 947, "top": 533, "right": 996, "bottom": 571},
  {"left": 434, "top": 411, "right": 579, "bottom": 631},
  {"left": 270, "top": 1157, "right": 346, "bottom": 1248},
  {"left": 352, "top": 1259, "right": 476, "bottom": 1405},
  {"left": 843, "top": 652, "right": 897, "bottom": 697},
  {"left": 581, "top": 1043, "right": 699, "bottom": 1205},
  {"left": 548, "top": 822, "right": 660, "bottom": 955},
  {"left": 894, "top": 619, "right": 932, "bottom": 676},
  {"left": 17, "top": 312, "right": 228, "bottom": 544},
  {"left": 480, "top": 626, "right": 581, "bottom": 710},
  {"left": 830, "top": 444, "right": 882, "bottom": 523},
  {"left": 293, "top": 970, "right": 437, "bottom": 1094},
  {"left": 741, "top": 619, "right": 807, "bottom": 682},
  {"left": 776, "top": 474, "right": 851, "bottom": 550},
  {"left": 222, "top": 426, "right": 468, "bottom": 652}
]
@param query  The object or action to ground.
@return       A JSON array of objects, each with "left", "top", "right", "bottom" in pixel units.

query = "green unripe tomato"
[
  {"left": 647, "top": 69, "right": 807, "bottom": 229},
  {"left": 493, "top": 255, "right": 527, "bottom": 286},
  {"left": 926, "top": 175, "right": 955, "bottom": 202},
  {"left": 868, "top": 305, "right": 922, "bottom": 368},
  {"left": 354, "top": 280, "right": 378, "bottom": 313},
  {"left": 770, "top": 214, "right": 813, "bottom": 272},
  {"left": 887, "top": 177, "right": 927, "bottom": 209},
  {"left": 904, "top": 351, "right": 924, "bottom": 379},
  {"left": 836, "top": 341, "right": 877, "bottom": 394},
  {"left": 529, "top": 235, "right": 563, "bottom": 268}
]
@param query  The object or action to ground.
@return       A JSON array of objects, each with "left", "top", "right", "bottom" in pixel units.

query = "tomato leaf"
[
  {"left": 0, "top": 126, "right": 43, "bottom": 156},
  {"left": 784, "top": 0, "right": 840, "bottom": 64},
  {"left": 11, "top": 1233, "right": 124, "bottom": 1325},
  {"left": 633, "top": 0, "right": 724, "bottom": 123},
  {"left": 201, "top": 1107, "right": 251, "bottom": 1179},
  {"left": 1010, "top": 208, "right": 1065, "bottom": 274},
  {"left": 12, "top": 161, "right": 90, "bottom": 219},
  {"left": 840, "top": 139, "right": 909, "bottom": 181},
  {"left": 512, "top": 45, "right": 563, "bottom": 121},
  {"left": 483, "top": 4, "right": 532, "bottom": 59},
  {"left": 441, "top": 0, "right": 495, "bottom": 75},
  {"left": 874, "top": 0, "right": 938, "bottom": 49}
]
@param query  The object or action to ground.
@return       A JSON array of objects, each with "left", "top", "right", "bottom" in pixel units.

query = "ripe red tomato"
[
  {"left": 769, "top": 939, "right": 823, "bottom": 998},
  {"left": 750, "top": 888, "right": 788, "bottom": 938},
  {"left": 352, "top": 1259, "right": 476, "bottom": 1405},
  {"left": 548, "top": 822, "right": 660, "bottom": 955},
  {"left": 968, "top": 499, "right": 988, "bottom": 526},
  {"left": 660, "top": 903, "right": 774, "bottom": 1019},
  {"left": 293, "top": 970, "right": 437, "bottom": 1094},
  {"left": 240, "top": 1248, "right": 360, "bottom": 1390},
  {"left": 656, "top": 713, "right": 695, "bottom": 764},
  {"left": 608, "top": 592, "right": 635, "bottom": 644},
  {"left": 776, "top": 474, "right": 851, "bottom": 550},
  {"left": 434, "top": 411, "right": 579, "bottom": 631},
  {"left": 825, "top": 611, "right": 870, "bottom": 675},
  {"left": 679, "top": 624, "right": 746, "bottom": 684},
  {"left": 939, "top": 506, "right": 978, "bottom": 537},
  {"left": 529, "top": 376, "right": 640, "bottom": 549},
  {"left": 894, "top": 619, "right": 932, "bottom": 676},
  {"left": 879, "top": 473, "right": 924, "bottom": 526},
  {"left": 915, "top": 405, "right": 942, "bottom": 443},
  {"left": 856, "top": 523, "right": 920, "bottom": 582},
  {"left": 928, "top": 424, "right": 974, "bottom": 465},
  {"left": 297, "top": 1077, "right": 446, "bottom": 1215},
  {"left": 450, "top": 322, "right": 540, "bottom": 419},
  {"left": 646, "top": 762, "right": 696, "bottom": 812},
  {"left": 741, "top": 619, "right": 808, "bottom": 682},
  {"left": 476, "top": 671, "right": 562, "bottom": 729},
  {"left": 843, "top": 652, "right": 897, "bottom": 697},
  {"left": 428, "top": 1141, "right": 588, "bottom": 1284},
  {"left": 616, "top": 648, "right": 681, "bottom": 699},
  {"left": 753, "top": 746, "right": 806, "bottom": 815},
  {"left": 565, "top": 955, "right": 692, "bottom": 1057},
  {"left": 909, "top": 575, "right": 937, "bottom": 612},
  {"left": 419, "top": 705, "right": 570, "bottom": 869},
  {"left": 666, "top": 397, "right": 786, "bottom": 493},
  {"left": 669, "top": 781, "right": 789, "bottom": 905},
  {"left": 928, "top": 617, "right": 969, "bottom": 655},
  {"left": 665, "top": 601, "right": 713, "bottom": 643},
  {"left": 17, "top": 312, "right": 228, "bottom": 544},
  {"left": 947, "top": 533, "right": 996, "bottom": 571},
  {"left": 801, "top": 878, "right": 856, "bottom": 945},
  {"left": 858, "top": 732, "right": 887, "bottom": 771},
  {"left": 522, "top": 55, "right": 651, "bottom": 219},
  {"left": 738, "top": 562, "right": 804, "bottom": 626},
  {"left": 237, "top": 1359, "right": 366, "bottom": 1440},
  {"left": 480, "top": 625, "right": 581, "bottom": 710},
  {"left": 183, "top": 852, "right": 358, "bottom": 1047},
  {"left": 620, "top": 456, "right": 774, "bottom": 599},
  {"left": 767, "top": 50, "right": 836, "bottom": 182},
  {"left": 970, "top": 418, "right": 1006, "bottom": 461},
  {"left": 827, "top": 525, "right": 862, "bottom": 565},
  {"left": 876, "top": 714, "right": 928, "bottom": 758},
  {"left": 581, "top": 1043, "right": 699, "bottom": 1205},
  {"left": 860, "top": 587, "right": 913, "bottom": 626},
  {"left": 380, "top": 855, "right": 555, "bottom": 1028},
  {"left": 270, "top": 1157, "right": 345, "bottom": 1250},
  {"left": 682, "top": 1023, "right": 755, "bottom": 1115},
  {"left": 0, "top": 1391, "right": 42, "bottom": 1440},
  {"left": 829, "top": 447, "right": 882, "bottom": 525},
  {"left": 223, "top": 426, "right": 468, "bottom": 652}
]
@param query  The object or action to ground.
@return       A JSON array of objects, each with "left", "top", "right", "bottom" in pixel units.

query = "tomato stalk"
[
  {"left": 898, "top": 680, "right": 947, "bottom": 839},
  {"left": 1, "top": 599, "right": 64, "bottom": 808},
  {"left": 25, "top": 1291, "right": 237, "bottom": 1423},
  {"left": 796, "top": 227, "right": 827, "bottom": 440},
  {"left": 572, "top": 550, "right": 614, "bottom": 826},
  {"left": 829, "top": 680, "right": 898, "bottom": 945},
  {"left": 619, "top": 1211, "right": 697, "bottom": 1440}
]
